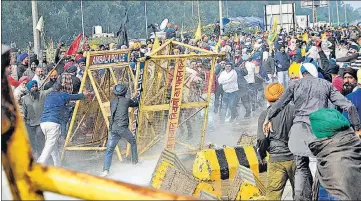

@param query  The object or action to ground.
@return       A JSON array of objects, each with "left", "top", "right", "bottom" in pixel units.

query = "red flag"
[{"left": 65, "top": 33, "right": 82, "bottom": 56}]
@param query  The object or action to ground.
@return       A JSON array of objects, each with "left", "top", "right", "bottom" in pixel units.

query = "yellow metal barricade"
[{"left": 1, "top": 54, "right": 194, "bottom": 200}]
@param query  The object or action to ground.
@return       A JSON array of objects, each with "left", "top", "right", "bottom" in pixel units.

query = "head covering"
[
  {"left": 264, "top": 83, "right": 285, "bottom": 103},
  {"left": 113, "top": 84, "right": 127, "bottom": 96},
  {"left": 310, "top": 108, "right": 350, "bottom": 139},
  {"left": 300, "top": 63, "right": 318, "bottom": 78},
  {"left": 26, "top": 80, "right": 37, "bottom": 91},
  {"left": 30, "top": 58, "right": 39, "bottom": 65},
  {"left": 75, "top": 55, "right": 86, "bottom": 64},
  {"left": 349, "top": 45, "right": 360, "bottom": 52},
  {"left": 19, "top": 53, "right": 29, "bottom": 62},
  {"left": 288, "top": 62, "right": 301, "bottom": 78},
  {"left": 358, "top": 69, "right": 361, "bottom": 84},
  {"left": 19, "top": 76, "right": 30, "bottom": 84},
  {"left": 50, "top": 70, "right": 58, "bottom": 77},
  {"left": 64, "top": 61, "right": 74, "bottom": 71},
  {"left": 343, "top": 67, "right": 357, "bottom": 79},
  {"left": 332, "top": 76, "right": 343, "bottom": 92},
  {"left": 225, "top": 62, "right": 233, "bottom": 68},
  {"left": 66, "top": 65, "right": 77, "bottom": 73}
]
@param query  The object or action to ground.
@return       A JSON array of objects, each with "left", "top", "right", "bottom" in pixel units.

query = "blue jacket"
[
  {"left": 41, "top": 92, "right": 84, "bottom": 124},
  {"left": 343, "top": 88, "right": 361, "bottom": 123},
  {"left": 274, "top": 51, "right": 290, "bottom": 72}
]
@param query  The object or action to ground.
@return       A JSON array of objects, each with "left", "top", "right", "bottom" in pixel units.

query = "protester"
[
  {"left": 13, "top": 76, "right": 30, "bottom": 114},
  {"left": 37, "top": 83, "right": 87, "bottom": 166},
  {"left": 22, "top": 80, "right": 53, "bottom": 159},
  {"left": 43, "top": 70, "right": 58, "bottom": 90},
  {"left": 17, "top": 53, "right": 29, "bottom": 78},
  {"left": 101, "top": 84, "right": 139, "bottom": 177},
  {"left": 57, "top": 65, "right": 81, "bottom": 94},
  {"left": 342, "top": 67, "right": 358, "bottom": 95},
  {"left": 258, "top": 83, "right": 295, "bottom": 200},
  {"left": 32, "top": 66, "right": 46, "bottom": 87},
  {"left": 309, "top": 108, "right": 361, "bottom": 200},
  {"left": 264, "top": 62, "right": 361, "bottom": 201},
  {"left": 23, "top": 58, "right": 39, "bottom": 80},
  {"left": 218, "top": 62, "right": 239, "bottom": 123},
  {"left": 343, "top": 69, "right": 361, "bottom": 124}
]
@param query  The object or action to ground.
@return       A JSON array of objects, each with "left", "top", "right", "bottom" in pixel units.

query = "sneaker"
[{"left": 100, "top": 170, "right": 109, "bottom": 177}]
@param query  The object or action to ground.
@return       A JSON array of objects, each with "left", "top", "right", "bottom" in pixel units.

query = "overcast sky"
[{"left": 345, "top": 1, "right": 361, "bottom": 9}]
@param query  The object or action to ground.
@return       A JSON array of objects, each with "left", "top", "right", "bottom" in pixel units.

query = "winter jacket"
[
  {"left": 40, "top": 91, "right": 84, "bottom": 125},
  {"left": 262, "top": 56, "right": 275, "bottom": 75},
  {"left": 17, "top": 63, "right": 28, "bottom": 78},
  {"left": 257, "top": 104, "right": 295, "bottom": 162},
  {"left": 109, "top": 96, "right": 139, "bottom": 130},
  {"left": 23, "top": 68, "right": 36, "bottom": 80},
  {"left": 218, "top": 69, "right": 238, "bottom": 93},
  {"left": 274, "top": 52, "right": 290, "bottom": 72},
  {"left": 22, "top": 88, "right": 53, "bottom": 126}
]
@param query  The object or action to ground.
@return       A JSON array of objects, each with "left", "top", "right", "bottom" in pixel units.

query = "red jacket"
[{"left": 8, "top": 76, "right": 21, "bottom": 87}]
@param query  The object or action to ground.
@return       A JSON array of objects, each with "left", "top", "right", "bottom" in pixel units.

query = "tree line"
[{"left": 2, "top": 1, "right": 360, "bottom": 50}]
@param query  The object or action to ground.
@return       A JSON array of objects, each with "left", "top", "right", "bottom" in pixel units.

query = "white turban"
[{"left": 299, "top": 63, "right": 318, "bottom": 78}]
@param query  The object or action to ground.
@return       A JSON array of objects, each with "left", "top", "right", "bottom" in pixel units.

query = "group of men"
[{"left": 3, "top": 21, "right": 361, "bottom": 200}]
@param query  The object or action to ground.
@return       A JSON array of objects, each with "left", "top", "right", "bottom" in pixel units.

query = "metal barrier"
[{"left": 1, "top": 54, "right": 194, "bottom": 200}]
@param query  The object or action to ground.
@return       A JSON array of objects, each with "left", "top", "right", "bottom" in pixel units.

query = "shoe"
[{"left": 100, "top": 170, "right": 109, "bottom": 177}]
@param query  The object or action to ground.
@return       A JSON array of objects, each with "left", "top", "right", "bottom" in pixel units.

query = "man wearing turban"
[
  {"left": 22, "top": 80, "right": 53, "bottom": 159},
  {"left": 257, "top": 83, "right": 295, "bottom": 200},
  {"left": 263, "top": 62, "right": 361, "bottom": 201}
]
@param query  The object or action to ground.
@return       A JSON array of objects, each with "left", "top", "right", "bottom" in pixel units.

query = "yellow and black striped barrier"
[{"left": 192, "top": 145, "right": 267, "bottom": 181}]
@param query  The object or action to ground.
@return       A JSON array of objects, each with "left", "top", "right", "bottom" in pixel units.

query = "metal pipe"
[
  {"left": 219, "top": 0, "right": 223, "bottom": 35},
  {"left": 81, "top": 0, "right": 85, "bottom": 39},
  {"left": 29, "top": 164, "right": 195, "bottom": 200}
]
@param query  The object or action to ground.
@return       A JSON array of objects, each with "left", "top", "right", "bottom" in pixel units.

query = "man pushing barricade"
[{"left": 101, "top": 83, "right": 139, "bottom": 177}]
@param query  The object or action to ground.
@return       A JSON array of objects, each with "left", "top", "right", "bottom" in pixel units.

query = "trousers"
[
  {"left": 267, "top": 160, "right": 296, "bottom": 200},
  {"left": 294, "top": 156, "right": 314, "bottom": 201},
  {"left": 103, "top": 127, "right": 138, "bottom": 171},
  {"left": 26, "top": 124, "right": 45, "bottom": 158},
  {"left": 38, "top": 122, "right": 61, "bottom": 166},
  {"left": 220, "top": 91, "right": 238, "bottom": 122}
]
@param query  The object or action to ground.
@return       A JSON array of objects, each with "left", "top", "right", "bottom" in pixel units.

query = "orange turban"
[
  {"left": 50, "top": 70, "right": 58, "bottom": 77},
  {"left": 264, "top": 83, "right": 285, "bottom": 103}
]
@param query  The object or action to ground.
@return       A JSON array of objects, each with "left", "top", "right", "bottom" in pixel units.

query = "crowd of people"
[{"left": 3, "top": 21, "right": 361, "bottom": 200}]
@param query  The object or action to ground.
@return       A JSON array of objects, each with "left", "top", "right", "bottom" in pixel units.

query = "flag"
[
  {"left": 194, "top": 20, "right": 202, "bottom": 41},
  {"left": 271, "top": 17, "right": 278, "bottom": 33},
  {"left": 303, "top": 33, "right": 309, "bottom": 42},
  {"left": 65, "top": 33, "right": 82, "bottom": 56},
  {"left": 36, "top": 16, "right": 44, "bottom": 34},
  {"left": 151, "top": 35, "right": 160, "bottom": 54},
  {"left": 234, "top": 33, "right": 239, "bottom": 45}
]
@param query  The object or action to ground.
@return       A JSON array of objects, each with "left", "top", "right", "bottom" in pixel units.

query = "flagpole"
[
  {"left": 192, "top": 1, "right": 194, "bottom": 17},
  {"left": 145, "top": 1, "right": 148, "bottom": 38},
  {"left": 81, "top": 0, "right": 85, "bottom": 39},
  {"left": 336, "top": 0, "right": 340, "bottom": 26},
  {"left": 344, "top": 2, "right": 347, "bottom": 24},
  {"left": 328, "top": 0, "right": 331, "bottom": 25},
  {"left": 219, "top": 0, "right": 223, "bottom": 35}
]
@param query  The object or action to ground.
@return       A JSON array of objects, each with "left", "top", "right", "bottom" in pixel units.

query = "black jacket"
[
  {"left": 109, "top": 96, "right": 139, "bottom": 130},
  {"left": 17, "top": 63, "right": 28, "bottom": 78}
]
